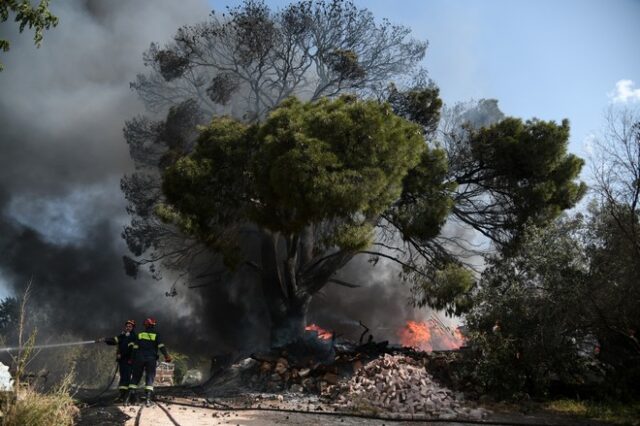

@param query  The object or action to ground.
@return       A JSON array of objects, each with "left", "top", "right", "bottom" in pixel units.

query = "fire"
[
  {"left": 305, "top": 323, "right": 333, "bottom": 340},
  {"left": 398, "top": 320, "right": 465, "bottom": 352},
  {"left": 399, "top": 320, "right": 433, "bottom": 352}
]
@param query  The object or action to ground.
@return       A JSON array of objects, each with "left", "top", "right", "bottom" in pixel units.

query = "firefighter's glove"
[{"left": 164, "top": 355, "right": 172, "bottom": 363}]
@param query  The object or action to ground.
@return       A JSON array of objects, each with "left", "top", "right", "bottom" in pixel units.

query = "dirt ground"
[{"left": 75, "top": 391, "right": 613, "bottom": 426}]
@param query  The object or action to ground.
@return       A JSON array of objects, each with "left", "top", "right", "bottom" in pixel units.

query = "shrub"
[{"left": 4, "top": 373, "right": 78, "bottom": 426}]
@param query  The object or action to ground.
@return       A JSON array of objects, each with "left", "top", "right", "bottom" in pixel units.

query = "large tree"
[
  {"left": 464, "top": 108, "right": 640, "bottom": 398},
  {"left": 587, "top": 107, "right": 640, "bottom": 394},
  {"left": 159, "top": 96, "right": 450, "bottom": 343},
  {"left": 122, "top": 0, "right": 586, "bottom": 345}
]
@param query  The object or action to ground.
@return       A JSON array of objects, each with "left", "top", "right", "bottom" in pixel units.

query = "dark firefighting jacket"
[
  {"left": 129, "top": 328, "right": 168, "bottom": 360},
  {"left": 104, "top": 331, "right": 136, "bottom": 361}
]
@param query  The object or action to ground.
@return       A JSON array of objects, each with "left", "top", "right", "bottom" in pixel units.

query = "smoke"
[
  {"left": 0, "top": 0, "right": 227, "bottom": 355},
  {"left": 309, "top": 99, "right": 506, "bottom": 345},
  {"left": 0, "top": 0, "right": 505, "bottom": 364},
  {"left": 309, "top": 255, "right": 463, "bottom": 349}
]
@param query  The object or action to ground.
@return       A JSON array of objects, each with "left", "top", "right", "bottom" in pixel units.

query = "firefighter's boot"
[
  {"left": 144, "top": 389, "right": 153, "bottom": 407},
  {"left": 114, "top": 389, "right": 127, "bottom": 403},
  {"left": 124, "top": 390, "right": 137, "bottom": 406}
]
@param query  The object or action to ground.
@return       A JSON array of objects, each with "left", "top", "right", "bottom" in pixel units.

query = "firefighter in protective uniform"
[
  {"left": 126, "top": 317, "right": 171, "bottom": 405},
  {"left": 95, "top": 319, "right": 137, "bottom": 402}
]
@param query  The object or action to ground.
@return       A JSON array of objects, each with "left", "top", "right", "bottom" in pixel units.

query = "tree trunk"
[
  {"left": 269, "top": 296, "right": 311, "bottom": 347},
  {"left": 259, "top": 231, "right": 308, "bottom": 346},
  {"left": 258, "top": 228, "right": 355, "bottom": 347}
]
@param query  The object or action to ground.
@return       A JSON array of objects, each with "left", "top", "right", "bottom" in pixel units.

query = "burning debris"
[
  {"left": 399, "top": 321, "right": 433, "bottom": 351},
  {"left": 304, "top": 324, "right": 333, "bottom": 340},
  {"left": 398, "top": 317, "right": 465, "bottom": 352},
  {"left": 202, "top": 325, "right": 486, "bottom": 421}
]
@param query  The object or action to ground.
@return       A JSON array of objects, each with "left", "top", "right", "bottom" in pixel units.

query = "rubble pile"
[
  {"left": 249, "top": 355, "right": 336, "bottom": 394},
  {"left": 333, "top": 354, "right": 488, "bottom": 420},
  {"left": 204, "top": 333, "right": 488, "bottom": 420}
]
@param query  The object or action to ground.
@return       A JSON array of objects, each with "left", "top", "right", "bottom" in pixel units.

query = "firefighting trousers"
[
  {"left": 130, "top": 357, "right": 156, "bottom": 391},
  {"left": 117, "top": 360, "right": 133, "bottom": 391}
]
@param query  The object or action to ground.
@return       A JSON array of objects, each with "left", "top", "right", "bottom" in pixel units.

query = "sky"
[
  {"left": 216, "top": 0, "right": 640, "bottom": 159},
  {"left": 0, "top": 0, "right": 638, "bottom": 350}
]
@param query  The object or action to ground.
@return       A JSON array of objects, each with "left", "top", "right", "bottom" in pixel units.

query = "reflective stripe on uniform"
[
  {"left": 128, "top": 342, "right": 135, "bottom": 347},
  {"left": 118, "top": 385, "right": 128, "bottom": 390},
  {"left": 144, "top": 385, "right": 153, "bottom": 391},
  {"left": 133, "top": 345, "right": 139, "bottom": 349},
  {"left": 158, "top": 343, "right": 165, "bottom": 348},
  {"left": 114, "top": 336, "right": 119, "bottom": 343},
  {"left": 128, "top": 384, "right": 137, "bottom": 389},
  {"left": 138, "top": 332, "right": 157, "bottom": 341}
]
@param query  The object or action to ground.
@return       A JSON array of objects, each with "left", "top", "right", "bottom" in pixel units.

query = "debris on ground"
[{"left": 332, "top": 354, "right": 489, "bottom": 420}]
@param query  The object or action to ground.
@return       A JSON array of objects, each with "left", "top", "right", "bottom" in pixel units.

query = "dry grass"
[
  {"left": 546, "top": 399, "right": 640, "bottom": 425},
  {"left": 1, "top": 281, "right": 78, "bottom": 425},
  {"left": 3, "top": 372, "right": 78, "bottom": 426}
]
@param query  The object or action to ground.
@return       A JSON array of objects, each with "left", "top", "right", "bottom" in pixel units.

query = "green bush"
[{"left": 171, "top": 352, "right": 189, "bottom": 384}]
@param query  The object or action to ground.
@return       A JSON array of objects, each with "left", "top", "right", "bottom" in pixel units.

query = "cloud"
[
  {"left": 609, "top": 79, "right": 640, "bottom": 103},
  {"left": 582, "top": 132, "right": 597, "bottom": 156}
]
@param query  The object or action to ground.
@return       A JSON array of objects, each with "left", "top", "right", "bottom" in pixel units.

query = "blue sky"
[{"left": 211, "top": 0, "right": 640, "bottom": 162}]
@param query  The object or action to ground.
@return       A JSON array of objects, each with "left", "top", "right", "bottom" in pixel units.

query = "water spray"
[{"left": 0, "top": 340, "right": 97, "bottom": 352}]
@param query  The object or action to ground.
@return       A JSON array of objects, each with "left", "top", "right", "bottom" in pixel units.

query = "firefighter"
[
  {"left": 127, "top": 317, "right": 172, "bottom": 405},
  {"left": 95, "top": 319, "right": 137, "bottom": 402}
]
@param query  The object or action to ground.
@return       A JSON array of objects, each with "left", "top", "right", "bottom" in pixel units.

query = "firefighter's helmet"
[
  {"left": 143, "top": 317, "right": 157, "bottom": 327},
  {"left": 125, "top": 319, "right": 136, "bottom": 327}
]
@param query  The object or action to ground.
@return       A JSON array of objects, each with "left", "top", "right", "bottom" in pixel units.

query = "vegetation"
[
  {"left": 3, "top": 373, "right": 77, "bottom": 426},
  {"left": 170, "top": 351, "right": 190, "bottom": 384},
  {"left": 0, "top": 284, "right": 77, "bottom": 426},
  {"left": 123, "top": 0, "right": 585, "bottom": 345},
  {"left": 464, "top": 107, "right": 640, "bottom": 400},
  {"left": 546, "top": 399, "right": 640, "bottom": 425},
  {"left": 0, "top": 0, "right": 58, "bottom": 71}
]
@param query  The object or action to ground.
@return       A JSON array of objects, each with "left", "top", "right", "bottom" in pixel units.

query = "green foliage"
[
  {"left": 412, "top": 263, "right": 474, "bottom": 316},
  {"left": 469, "top": 118, "right": 586, "bottom": 245},
  {"left": 582, "top": 204, "right": 640, "bottom": 397},
  {"left": 327, "top": 48, "right": 366, "bottom": 81},
  {"left": 161, "top": 96, "right": 430, "bottom": 257},
  {"left": 546, "top": 399, "right": 640, "bottom": 425},
  {"left": 466, "top": 207, "right": 640, "bottom": 399},
  {"left": 0, "top": 0, "right": 58, "bottom": 71},
  {"left": 170, "top": 352, "right": 189, "bottom": 384},
  {"left": 123, "top": 0, "right": 588, "bottom": 339},
  {"left": 463, "top": 111, "right": 639, "bottom": 401},
  {"left": 0, "top": 297, "right": 19, "bottom": 336},
  {"left": 388, "top": 147, "right": 454, "bottom": 243},
  {"left": 465, "top": 217, "right": 594, "bottom": 398},
  {"left": 446, "top": 111, "right": 586, "bottom": 249},
  {"left": 387, "top": 83, "right": 442, "bottom": 136}
]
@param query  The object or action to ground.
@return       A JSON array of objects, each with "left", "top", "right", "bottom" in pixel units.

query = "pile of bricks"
[{"left": 333, "top": 354, "right": 488, "bottom": 420}]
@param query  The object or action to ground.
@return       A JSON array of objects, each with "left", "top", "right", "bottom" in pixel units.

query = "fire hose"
[
  {"left": 151, "top": 396, "right": 569, "bottom": 426},
  {"left": 84, "top": 361, "right": 119, "bottom": 404}
]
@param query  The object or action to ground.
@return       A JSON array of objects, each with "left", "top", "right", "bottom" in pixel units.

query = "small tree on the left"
[{"left": 0, "top": 0, "right": 58, "bottom": 71}]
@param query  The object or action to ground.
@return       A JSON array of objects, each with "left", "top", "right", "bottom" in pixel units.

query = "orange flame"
[
  {"left": 399, "top": 321, "right": 433, "bottom": 352},
  {"left": 398, "top": 320, "right": 465, "bottom": 352},
  {"left": 305, "top": 323, "right": 333, "bottom": 340}
]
